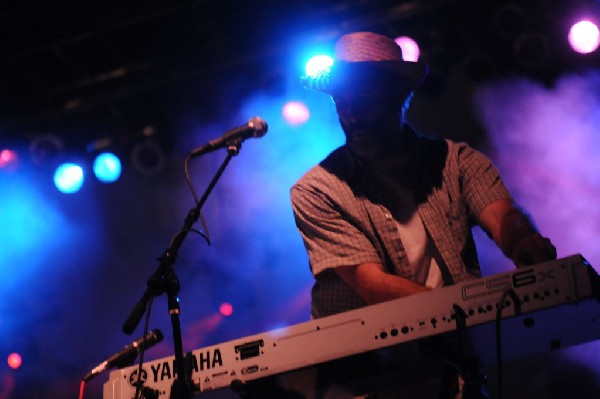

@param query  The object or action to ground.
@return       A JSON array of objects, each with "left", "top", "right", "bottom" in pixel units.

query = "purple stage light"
[
  {"left": 395, "top": 36, "right": 421, "bottom": 62},
  {"left": 568, "top": 20, "right": 600, "bottom": 54}
]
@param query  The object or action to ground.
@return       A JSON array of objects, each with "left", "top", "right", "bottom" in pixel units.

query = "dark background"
[
  {"left": 1, "top": 1, "right": 599, "bottom": 398},
  {"left": 2, "top": 0, "right": 596, "bottom": 149}
]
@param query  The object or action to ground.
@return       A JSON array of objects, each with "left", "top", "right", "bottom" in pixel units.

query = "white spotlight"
[
  {"left": 569, "top": 20, "right": 600, "bottom": 54},
  {"left": 395, "top": 36, "right": 421, "bottom": 62}
]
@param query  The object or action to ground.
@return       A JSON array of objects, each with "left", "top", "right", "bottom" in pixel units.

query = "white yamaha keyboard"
[{"left": 104, "top": 254, "right": 599, "bottom": 398}]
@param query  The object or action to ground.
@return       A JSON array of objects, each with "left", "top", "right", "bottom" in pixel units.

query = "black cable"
[
  {"left": 134, "top": 296, "right": 155, "bottom": 399},
  {"left": 184, "top": 154, "right": 211, "bottom": 246},
  {"left": 495, "top": 288, "right": 522, "bottom": 399}
]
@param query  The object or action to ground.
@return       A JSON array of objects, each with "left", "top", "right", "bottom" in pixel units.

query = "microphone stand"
[{"left": 123, "top": 141, "right": 243, "bottom": 399}]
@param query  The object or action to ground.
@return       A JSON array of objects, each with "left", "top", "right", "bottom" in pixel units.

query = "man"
[{"left": 290, "top": 32, "right": 556, "bottom": 398}]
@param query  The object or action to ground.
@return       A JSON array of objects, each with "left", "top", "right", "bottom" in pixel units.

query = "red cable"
[{"left": 79, "top": 380, "right": 86, "bottom": 399}]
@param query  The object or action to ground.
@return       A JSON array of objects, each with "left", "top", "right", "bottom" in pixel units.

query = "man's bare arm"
[
  {"left": 479, "top": 199, "right": 556, "bottom": 267},
  {"left": 335, "top": 262, "right": 431, "bottom": 305}
]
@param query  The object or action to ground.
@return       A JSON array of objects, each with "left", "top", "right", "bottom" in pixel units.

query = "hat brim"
[{"left": 301, "top": 60, "right": 428, "bottom": 95}]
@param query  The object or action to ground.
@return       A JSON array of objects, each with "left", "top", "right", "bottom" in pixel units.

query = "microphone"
[
  {"left": 189, "top": 116, "right": 268, "bottom": 157},
  {"left": 83, "top": 329, "right": 163, "bottom": 382}
]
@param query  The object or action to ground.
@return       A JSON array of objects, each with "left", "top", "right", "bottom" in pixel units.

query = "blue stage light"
[
  {"left": 93, "top": 152, "right": 122, "bottom": 183},
  {"left": 53, "top": 163, "right": 84, "bottom": 194},
  {"left": 305, "top": 55, "right": 333, "bottom": 77}
]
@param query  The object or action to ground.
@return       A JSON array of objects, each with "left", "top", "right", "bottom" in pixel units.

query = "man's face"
[{"left": 333, "top": 93, "right": 406, "bottom": 160}]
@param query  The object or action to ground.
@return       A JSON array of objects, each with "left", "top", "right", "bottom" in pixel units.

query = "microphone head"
[
  {"left": 148, "top": 329, "right": 164, "bottom": 345},
  {"left": 248, "top": 116, "right": 268, "bottom": 138}
]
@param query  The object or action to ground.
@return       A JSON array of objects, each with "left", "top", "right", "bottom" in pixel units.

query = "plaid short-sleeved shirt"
[{"left": 291, "top": 131, "right": 512, "bottom": 318}]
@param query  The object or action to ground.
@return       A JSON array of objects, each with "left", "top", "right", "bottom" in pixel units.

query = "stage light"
[
  {"left": 93, "top": 152, "right": 122, "bottom": 183},
  {"left": 282, "top": 101, "right": 310, "bottom": 126},
  {"left": 7, "top": 353, "right": 22, "bottom": 369},
  {"left": 569, "top": 20, "right": 600, "bottom": 54},
  {"left": 53, "top": 163, "right": 84, "bottom": 194},
  {"left": 305, "top": 55, "right": 333, "bottom": 77},
  {"left": 219, "top": 302, "right": 233, "bottom": 317},
  {"left": 130, "top": 140, "right": 165, "bottom": 176},
  {"left": 395, "top": 36, "right": 421, "bottom": 62},
  {"left": 29, "top": 134, "right": 63, "bottom": 167},
  {"left": 0, "top": 149, "right": 19, "bottom": 170},
  {"left": 514, "top": 32, "right": 550, "bottom": 68},
  {"left": 130, "top": 126, "right": 165, "bottom": 176},
  {"left": 492, "top": 3, "right": 525, "bottom": 38}
]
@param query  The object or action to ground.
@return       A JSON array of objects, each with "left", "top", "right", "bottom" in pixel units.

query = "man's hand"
[
  {"left": 510, "top": 233, "right": 557, "bottom": 267},
  {"left": 479, "top": 199, "right": 557, "bottom": 267}
]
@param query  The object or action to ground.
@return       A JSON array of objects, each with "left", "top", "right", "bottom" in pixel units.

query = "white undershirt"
[
  {"left": 392, "top": 190, "right": 442, "bottom": 288},
  {"left": 370, "top": 169, "right": 443, "bottom": 289}
]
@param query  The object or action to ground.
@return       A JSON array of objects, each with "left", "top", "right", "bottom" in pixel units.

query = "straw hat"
[{"left": 301, "top": 32, "right": 428, "bottom": 95}]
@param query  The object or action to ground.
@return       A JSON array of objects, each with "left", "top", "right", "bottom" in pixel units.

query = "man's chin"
[
  {"left": 348, "top": 143, "right": 387, "bottom": 161},
  {"left": 345, "top": 126, "right": 379, "bottom": 142}
]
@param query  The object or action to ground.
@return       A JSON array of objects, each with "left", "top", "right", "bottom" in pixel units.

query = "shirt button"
[{"left": 384, "top": 213, "right": 393, "bottom": 220}]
